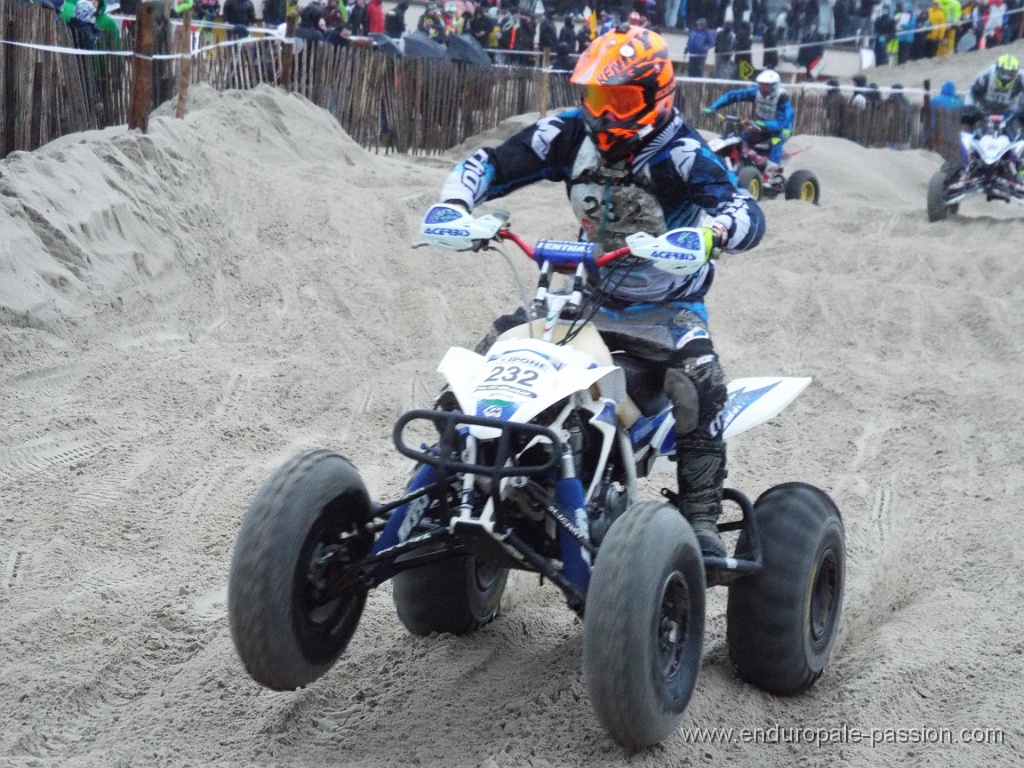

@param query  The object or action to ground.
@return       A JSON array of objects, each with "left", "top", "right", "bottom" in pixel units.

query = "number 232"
[{"left": 483, "top": 365, "right": 539, "bottom": 387}]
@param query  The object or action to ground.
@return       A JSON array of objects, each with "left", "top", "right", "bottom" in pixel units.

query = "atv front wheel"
[
  {"left": 737, "top": 165, "right": 763, "bottom": 200},
  {"left": 785, "top": 169, "right": 821, "bottom": 204},
  {"left": 392, "top": 554, "right": 508, "bottom": 636},
  {"left": 228, "top": 450, "right": 374, "bottom": 690},
  {"left": 583, "top": 501, "right": 706, "bottom": 750},
  {"left": 726, "top": 483, "right": 845, "bottom": 695},
  {"left": 927, "top": 168, "right": 952, "bottom": 221}
]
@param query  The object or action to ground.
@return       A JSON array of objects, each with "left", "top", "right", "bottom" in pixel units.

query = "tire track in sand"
[{"left": 0, "top": 430, "right": 118, "bottom": 489}]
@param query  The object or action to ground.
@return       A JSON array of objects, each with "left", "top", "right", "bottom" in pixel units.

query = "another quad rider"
[
  {"left": 431, "top": 24, "right": 766, "bottom": 559},
  {"left": 703, "top": 69, "right": 795, "bottom": 190},
  {"left": 962, "top": 54, "right": 1024, "bottom": 137}
]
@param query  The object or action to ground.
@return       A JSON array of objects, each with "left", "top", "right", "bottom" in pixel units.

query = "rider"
[
  {"left": 430, "top": 24, "right": 766, "bottom": 559},
  {"left": 702, "top": 69, "right": 795, "bottom": 190},
  {"left": 963, "top": 54, "right": 1024, "bottom": 180},
  {"left": 963, "top": 54, "right": 1024, "bottom": 134}
]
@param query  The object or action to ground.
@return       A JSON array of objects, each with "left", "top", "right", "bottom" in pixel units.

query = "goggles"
[{"left": 582, "top": 84, "right": 646, "bottom": 120}]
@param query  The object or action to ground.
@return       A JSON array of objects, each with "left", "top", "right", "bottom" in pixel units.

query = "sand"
[{"left": 1, "top": 68, "right": 1023, "bottom": 767}]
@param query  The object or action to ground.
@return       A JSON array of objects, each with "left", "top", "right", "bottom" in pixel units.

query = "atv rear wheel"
[
  {"left": 583, "top": 501, "right": 706, "bottom": 750},
  {"left": 228, "top": 450, "right": 374, "bottom": 691},
  {"left": 392, "top": 554, "right": 508, "bottom": 636},
  {"left": 726, "top": 483, "right": 844, "bottom": 695},
  {"left": 737, "top": 165, "right": 763, "bottom": 200},
  {"left": 785, "top": 169, "right": 820, "bottom": 204}
]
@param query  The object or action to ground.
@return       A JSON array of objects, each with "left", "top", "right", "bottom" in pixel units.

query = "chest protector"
[
  {"left": 567, "top": 139, "right": 666, "bottom": 252},
  {"left": 983, "top": 71, "right": 1016, "bottom": 109},
  {"left": 754, "top": 88, "right": 784, "bottom": 122},
  {"left": 566, "top": 138, "right": 706, "bottom": 305}
]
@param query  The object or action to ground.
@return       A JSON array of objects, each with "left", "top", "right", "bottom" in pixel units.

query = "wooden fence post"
[
  {"left": 281, "top": 15, "right": 297, "bottom": 91},
  {"left": 539, "top": 47, "right": 550, "bottom": 117},
  {"left": 129, "top": 2, "right": 156, "bottom": 131},
  {"left": 921, "top": 78, "right": 932, "bottom": 151},
  {"left": 175, "top": 8, "right": 192, "bottom": 119}
]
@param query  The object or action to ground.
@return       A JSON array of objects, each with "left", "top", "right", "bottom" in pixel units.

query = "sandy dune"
[{"left": 1, "top": 71, "right": 1023, "bottom": 767}]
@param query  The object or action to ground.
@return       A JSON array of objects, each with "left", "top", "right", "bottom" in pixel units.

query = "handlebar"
[
  {"left": 419, "top": 204, "right": 714, "bottom": 277},
  {"left": 497, "top": 230, "right": 630, "bottom": 269},
  {"left": 708, "top": 111, "right": 749, "bottom": 125}
]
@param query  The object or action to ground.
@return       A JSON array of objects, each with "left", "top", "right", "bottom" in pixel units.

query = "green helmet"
[{"left": 995, "top": 54, "right": 1019, "bottom": 89}]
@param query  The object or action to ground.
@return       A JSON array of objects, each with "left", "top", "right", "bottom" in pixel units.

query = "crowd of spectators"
[
  {"left": 19, "top": 0, "right": 996, "bottom": 157},
  {"left": 659, "top": 0, "right": 1024, "bottom": 77},
  {"left": 750, "top": 0, "right": 1023, "bottom": 70},
  {"left": 40, "top": 0, "right": 1024, "bottom": 85},
  {"left": 819, "top": 71, "right": 973, "bottom": 151}
]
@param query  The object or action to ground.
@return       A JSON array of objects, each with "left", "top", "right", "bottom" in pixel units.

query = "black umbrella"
[
  {"left": 369, "top": 32, "right": 404, "bottom": 58},
  {"left": 402, "top": 31, "right": 449, "bottom": 60},
  {"left": 445, "top": 33, "right": 492, "bottom": 66}
]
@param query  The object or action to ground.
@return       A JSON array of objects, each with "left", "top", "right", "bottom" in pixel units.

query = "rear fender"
[
  {"left": 715, "top": 377, "right": 812, "bottom": 440},
  {"left": 708, "top": 135, "right": 742, "bottom": 153}
]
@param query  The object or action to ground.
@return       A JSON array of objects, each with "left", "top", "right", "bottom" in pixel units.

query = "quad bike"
[
  {"left": 226, "top": 206, "right": 846, "bottom": 751},
  {"left": 705, "top": 113, "right": 821, "bottom": 204},
  {"left": 927, "top": 112, "right": 1024, "bottom": 222}
]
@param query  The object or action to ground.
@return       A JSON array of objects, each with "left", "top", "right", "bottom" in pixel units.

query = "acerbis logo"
[{"left": 424, "top": 227, "right": 471, "bottom": 236}]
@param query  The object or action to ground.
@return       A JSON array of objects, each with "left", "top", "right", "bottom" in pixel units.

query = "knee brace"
[{"left": 665, "top": 353, "right": 727, "bottom": 437}]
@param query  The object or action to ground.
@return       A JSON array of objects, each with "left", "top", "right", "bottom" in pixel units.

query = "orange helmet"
[{"left": 570, "top": 25, "right": 676, "bottom": 162}]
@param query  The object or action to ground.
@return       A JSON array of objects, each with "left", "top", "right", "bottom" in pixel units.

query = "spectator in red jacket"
[{"left": 367, "top": 0, "right": 385, "bottom": 34}]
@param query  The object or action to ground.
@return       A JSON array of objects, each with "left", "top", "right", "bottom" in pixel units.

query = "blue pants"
[{"left": 742, "top": 126, "right": 787, "bottom": 163}]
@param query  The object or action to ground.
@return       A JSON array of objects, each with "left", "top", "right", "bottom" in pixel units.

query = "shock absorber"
[{"left": 566, "top": 412, "right": 586, "bottom": 478}]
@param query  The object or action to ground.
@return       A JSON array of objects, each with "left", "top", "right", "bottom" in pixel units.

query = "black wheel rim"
[
  {"left": 292, "top": 518, "right": 368, "bottom": 664},
  {"left": 809, "top": 548, "right": 840, "bottom": 643},
  {"left": 301, "top": 524, "right": 362, "bottom": 625},
  {"left": 657, "top": 571, "right": 690, "bottom": 680},
  {"left": 473, "top": 558, "right": 502, "bottom": 592}
]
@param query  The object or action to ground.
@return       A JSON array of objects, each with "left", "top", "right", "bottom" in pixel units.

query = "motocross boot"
[
  {"left": 676, "top": 434, "right": 727, "bottom": 559},
  {"left": 764, "top": 161, "right": 785, "bottom": 191}
]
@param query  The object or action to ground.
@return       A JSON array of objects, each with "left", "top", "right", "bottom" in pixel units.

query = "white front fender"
[
  {"left": 437, "top": 346, "right": 488, "bottom": 413},
  {"left": 436, "top": 341, "right": 625, "bottom": 434}
]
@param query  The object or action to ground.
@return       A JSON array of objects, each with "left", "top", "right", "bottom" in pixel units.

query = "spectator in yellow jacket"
[
  {"left": 936, "top": 0, "right": 960, "bottom": 55},
  {"left": 926, "top": 0, "right": 947, "bottom": 58}
]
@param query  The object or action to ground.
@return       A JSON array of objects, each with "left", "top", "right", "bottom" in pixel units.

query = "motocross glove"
[
  {"left": 702, "top": 106, "right": 715, "bottom": 115},
  {"left": 442, "top": 198, "right": 470, "bottom": 213},
  {"left": 702, "top": 222, "right": 728, "bottom": 256},
  {"left": 754, "top": 119, "right": 768, "bottom": 129}
]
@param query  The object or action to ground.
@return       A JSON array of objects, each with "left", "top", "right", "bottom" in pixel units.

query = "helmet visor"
[{"left": 582, "top": 84, "right": 646, "bottom": 121}]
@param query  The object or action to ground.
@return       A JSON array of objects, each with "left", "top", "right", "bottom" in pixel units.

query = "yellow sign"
[{"left": 739, "top": 60, "right": 755, "bottom": 80}]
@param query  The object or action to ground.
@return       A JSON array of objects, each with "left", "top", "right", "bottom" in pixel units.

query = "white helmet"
[{"left": 756, "top": 69, "right": 781, "bottom": 95}]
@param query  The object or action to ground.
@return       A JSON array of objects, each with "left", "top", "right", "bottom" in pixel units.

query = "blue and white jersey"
[
  {"left": 709, "top": 86, "right": 796, "bottom": 133},
  {"left": 439, "top": 109, "right": 765, "bottom": 305}
]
